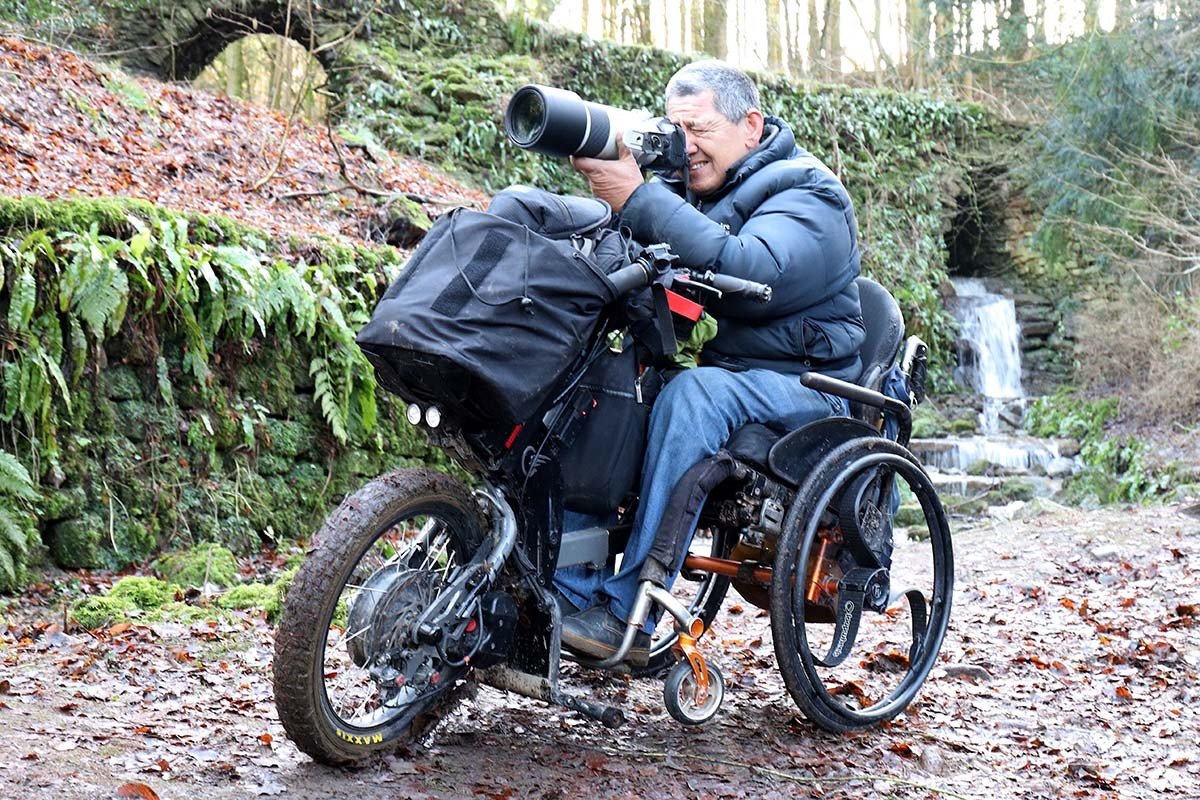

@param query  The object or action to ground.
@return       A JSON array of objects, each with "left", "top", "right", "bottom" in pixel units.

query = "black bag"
[
  {"left": 559, "top": 346, "right": 663, "bottom": 515},
  {"left": 357, "top": 201, "right": 627, "bottom": 428}
]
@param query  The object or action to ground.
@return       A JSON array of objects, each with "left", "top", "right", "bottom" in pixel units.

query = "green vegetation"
[
  {"left": 70, "top": 567, "right": 294, "bottom": 628},
  {"left": 0, "top": 450, "right": 39, "bottom": 591},
  {"left": 154, "top": 543, "right": 239, "bottom": 588},
  {"left": 0, "top": 197, "right": 449, "bottom": 586},
  {"left": 1024, "top": 391, "right": 1175, "bottom": 504},
  {"left": 1013, "top": 13, "right": 1200, "bottom": 425},
  {"left": 107, "top": 575, "right": 179, "bottom": 607}
]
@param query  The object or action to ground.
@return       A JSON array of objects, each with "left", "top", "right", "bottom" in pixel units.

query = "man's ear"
[{"left": 744, "top": 109, "right": 765, "bottom": 149}]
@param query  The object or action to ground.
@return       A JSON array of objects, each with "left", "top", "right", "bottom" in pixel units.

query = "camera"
[{"left": 504, "top": 84, "right": 687, "bottom": 174}]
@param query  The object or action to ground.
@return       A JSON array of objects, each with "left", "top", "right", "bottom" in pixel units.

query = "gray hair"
[{"left": 664, "top": 60, "right": 760, "bottom": 122}]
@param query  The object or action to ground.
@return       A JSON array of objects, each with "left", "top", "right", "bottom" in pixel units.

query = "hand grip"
[
  {"left": 605, "top": 259, "right": 655, "bottom": 296},
  {"left": 698, "top": 271, "right": 772, "bottom": 303}
]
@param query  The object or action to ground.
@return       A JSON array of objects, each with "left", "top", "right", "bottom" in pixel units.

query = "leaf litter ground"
[
  {"left": 1, "top": 31, "right": 1199, "bottom": 800},
  {"left": 0, "top": 36, "right": 484, "bottom": 244},
  {"left": 1, "top": 504, "right": 1198, "bottom": 800}
]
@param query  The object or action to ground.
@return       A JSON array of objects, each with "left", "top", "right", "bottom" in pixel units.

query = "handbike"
[{"left": 272, "top": 241, "right": 953, "bottom": 764}]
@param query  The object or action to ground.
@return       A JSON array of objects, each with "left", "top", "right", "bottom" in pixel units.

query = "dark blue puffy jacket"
[{"left": 619, "top": 117, "right": 866, "bottom": 381}]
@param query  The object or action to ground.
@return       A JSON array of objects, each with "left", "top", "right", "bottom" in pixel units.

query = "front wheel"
[{"left": 273, "top": 469, "right": 485, "bottom": 765}]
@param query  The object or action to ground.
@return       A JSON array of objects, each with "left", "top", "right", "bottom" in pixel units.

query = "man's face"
[{"left": 666, "top": 89, "right": 762, "bottom": 196}]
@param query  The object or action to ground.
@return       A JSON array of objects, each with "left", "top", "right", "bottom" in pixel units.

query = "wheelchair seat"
[{"left": 725, "top": 277, "right": 905, "bottom": 472}]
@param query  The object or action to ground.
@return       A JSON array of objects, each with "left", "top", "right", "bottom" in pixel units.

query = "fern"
[
  {"left": 0, "top": 451, "right": 37, "bottom": 501},
  {"left": 59, "top": 224, "right": 131, "bottom": 338},
  {"left": 310, "top": 356, "right": 349, "bottom": 443},
  {"left": 0, "top": 449, "right": 36, "bottom": 591},
  {"left": 0, "top": 544, "right": 16, "bottom": 590},
  {"left": 7, "top": 262, "right": 36, "bottom": 330}
]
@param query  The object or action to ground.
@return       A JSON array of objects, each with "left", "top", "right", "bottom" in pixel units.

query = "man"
[{"left": 554, "top": 61, "right": 866, "bottom": 663}]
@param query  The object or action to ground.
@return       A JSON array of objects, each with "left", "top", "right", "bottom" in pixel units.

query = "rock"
[
  {"left": 943, "top": 663, "right": 992, "bottom": 681},
  {"left": 1021, "top": 320, "right": 1057, "bottom": 338},
  {"left": 1059, "top": 439, "right": 1082, "bottom": 458},
  {"left": 1089, "top": 544, "right": 1123, "bottom": 561},
  {"left": 999, "top": 476, "right": 1038, "bottom": 502},
  {"left": 1045, "top": 456, "right": 1076, "bottom": 478},
  {"left": 1014, "top": 497, "right": 1070, "bottom": 519},
  {"left": 919, "top": 745, "right": 946, "bottom": 775},
  {"left": 988, "top": 500, "right": 1026, "bottom": 520},
  {"left": 998, "top": 406, "right": 1024, "bottom": 431},
  {"left": 49, "top": 514, "right": 105, "bottom": 569},
  {"left": 1013, "top": 291, "right": 1050, "bottom": 307}
]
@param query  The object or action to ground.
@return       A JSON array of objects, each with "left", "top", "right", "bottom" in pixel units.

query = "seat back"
[
  {"left": 853, "top": 277, "right": 904, "bottom": 391},
  {"left": 851, "top": 277, "right": 904, "bottom": 426}
]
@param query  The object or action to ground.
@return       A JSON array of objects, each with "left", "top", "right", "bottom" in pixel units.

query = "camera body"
[{"left": 504, "top": 84, "right": 687, "bottom": 174}]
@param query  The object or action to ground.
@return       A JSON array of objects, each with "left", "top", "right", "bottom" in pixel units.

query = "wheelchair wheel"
[
  {"left": 770, "top": 437, "right": 952, "bottom": 733},
  {"left": 633, "top": 527, "right": 734, "bottom": 678},
  {"left": 664, "top": 660, "right": 725, "bottom": 725}
]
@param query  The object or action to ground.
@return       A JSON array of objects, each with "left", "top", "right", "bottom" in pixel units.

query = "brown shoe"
[{"left": 561, "top": 605, "right": 650, "bottom": 666}]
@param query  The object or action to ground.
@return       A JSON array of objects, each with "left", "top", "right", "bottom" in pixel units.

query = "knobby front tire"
[{"left": 272, "top": 469, "right": 485, "bottom": 765}]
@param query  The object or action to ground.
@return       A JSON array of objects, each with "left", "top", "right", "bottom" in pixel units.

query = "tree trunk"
[
  {"left": 821, "top": 0, "right": 840, "bottom": 77},
  {"left": 635, "top": 0, "right": 652, "bottom": 43},
  {"left": 1001, "top": 0, "right": 1027, "bottom": 56},
  {"left": 907, "top": 0, "right": 929, "bottom": 87},
  {"left": 767, "top": 0, "right": 783, "bottom": 69},
  {"left": 933, "top": 0, "right": 953, "bottom": 66},
  {"left": 703, "top": 0, "right": 727, "bottom": 57},
  {"left": 691, "top": 0, "right": 705, "bottom": 51},
  {"left": 807, "top": 0, "right": 820, "bottom": 76},
  {"left": 1114, "top": 0, "right": 1134, "bottom": 28}
]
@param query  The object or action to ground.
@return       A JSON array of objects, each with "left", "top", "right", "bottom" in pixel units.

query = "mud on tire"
[{"left": 272, "top": 469, "right": 485, "bottom": 765}]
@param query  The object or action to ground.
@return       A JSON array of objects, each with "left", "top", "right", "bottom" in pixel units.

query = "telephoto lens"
[{"left": 505, "top": 84, "right": 641, "bottom": 160}]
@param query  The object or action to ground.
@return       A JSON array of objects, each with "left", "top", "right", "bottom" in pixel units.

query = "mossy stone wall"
[{"left": 0, "top": 198, "right": 446, "bottom": 579}]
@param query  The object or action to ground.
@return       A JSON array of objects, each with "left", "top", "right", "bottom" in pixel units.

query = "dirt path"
[{"left": 2, "top": 504, "right": 1198, "bottom": 800}]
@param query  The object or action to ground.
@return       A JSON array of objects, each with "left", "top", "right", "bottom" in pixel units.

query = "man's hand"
[{"left": 571, "top": 138, "right": 644, "bottom": 212}]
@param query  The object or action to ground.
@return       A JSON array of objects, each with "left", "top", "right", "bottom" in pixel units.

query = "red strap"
[
  {"left": 504, "top": 424, "right": 523, "bottom": 449},
  {"left": 665, "top": 289, "right": 703, "bottom": 322}
]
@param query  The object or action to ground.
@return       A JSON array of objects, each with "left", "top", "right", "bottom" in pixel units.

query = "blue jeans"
[{"left": 554, "top": 367, "right": 847, "bottom": 629}]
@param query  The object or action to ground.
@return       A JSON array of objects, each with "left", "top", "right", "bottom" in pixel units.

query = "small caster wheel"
[{"left": 664, "top": 660, "right": 724, "bottom": 725}]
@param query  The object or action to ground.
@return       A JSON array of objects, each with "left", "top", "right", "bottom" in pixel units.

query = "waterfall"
[{"left": 952, "top": 278, "right": 1025, "bottom": 433}]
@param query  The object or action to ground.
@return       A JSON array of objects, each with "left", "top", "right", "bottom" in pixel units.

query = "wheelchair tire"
[{"left": 770, "top": 437, "right": 953, "bottom": 733}]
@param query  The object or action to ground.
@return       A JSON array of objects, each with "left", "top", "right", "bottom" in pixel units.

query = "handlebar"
[{"left": 605, "top": 260, "right": 773, "bottom": 305}]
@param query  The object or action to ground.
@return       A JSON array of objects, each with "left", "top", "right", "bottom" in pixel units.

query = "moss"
[
  {"left": 263, "top": 417, "right": 317, "bottom": 460},
  {"left": 893, "top": 502, "right": 927, "bottom": 528},
  {"left": 70, "top": 595, "right": 135, "bottom": 629},
  {"left": 217, "top": 582, "right": 274, "bottom": 610},
  {"left": 39, "top": 486, "right": 87, "bottom": 522},
  {"left": 105, "top": 365, "right": 143, "bottom": 401},
  {"left": 910, "top": 404, "right": 945, "bottom": 439},
  {"left": 146, "top": 601, "right": 233, "bottom": 624},
  {"left": 155, "top": 543, "right": 239, "bottom": 588},
  {"left": 997, "top": 477, "right": 1038, "bottom": 503},
  {"left": 108, "top": 576, "right": 178, "bottom": 609},
  {"left": 49, "top": 514, "right": 104, "bottom": 569},
  {"left": 269, "top": 565, "right": 298, "bottom": 623},
  {"left": 948, "top": 416, "right": 980, "bottom": 435},
  {"left": 966, "top": 459, "right": 993, "bottom": 476}
]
